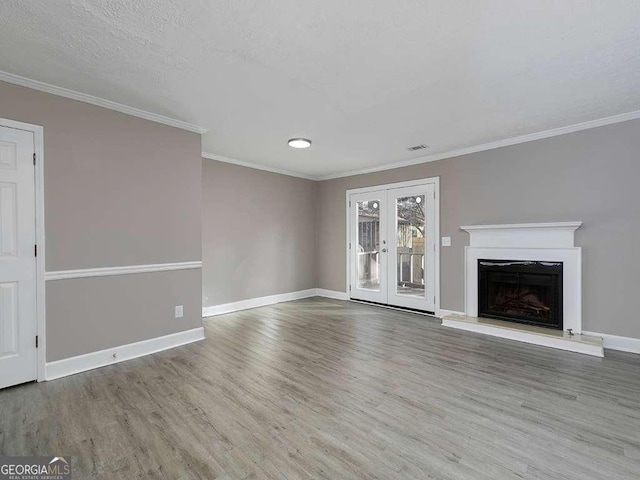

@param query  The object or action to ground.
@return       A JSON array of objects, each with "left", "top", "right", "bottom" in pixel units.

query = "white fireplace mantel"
[
  {"left": 460, "top": 222, "right": 582, "bottom": 249},
  {"left": 461, "top": 222, "right": 583, "bottom": 333}
]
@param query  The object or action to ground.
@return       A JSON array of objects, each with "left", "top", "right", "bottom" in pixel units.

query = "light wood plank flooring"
[{"left": 1, "top": 297, "right": 640, "bottom": 479}]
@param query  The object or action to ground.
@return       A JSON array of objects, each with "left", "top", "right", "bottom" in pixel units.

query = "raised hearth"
[{"left": 441, "top": 313, "right": 603, "bottom": 357}]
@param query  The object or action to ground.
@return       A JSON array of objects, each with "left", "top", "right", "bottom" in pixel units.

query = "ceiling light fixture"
[{"left": 288, "top": 138, "right": 312, "bottom": 149}]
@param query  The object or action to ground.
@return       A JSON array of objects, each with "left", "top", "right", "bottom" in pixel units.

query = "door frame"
[
  {"left": 0, "top": 117, "right": 46, "bottom": 382},
  {"left": 345, "top": 176, "right": 440, "bottom": 314}
]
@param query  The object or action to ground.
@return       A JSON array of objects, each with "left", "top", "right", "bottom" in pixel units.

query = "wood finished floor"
[{"left": 1, "top": 298, "right": 640, "bottom": 479}]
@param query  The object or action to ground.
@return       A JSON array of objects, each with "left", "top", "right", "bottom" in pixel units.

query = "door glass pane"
[
  {"left": 357, "top": 200, "right": 381, "bottom": 290},
  {"left": 396, "top": 195, "right": 425, "bottom": 297}
]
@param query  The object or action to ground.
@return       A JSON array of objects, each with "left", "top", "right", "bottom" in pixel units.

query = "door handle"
[{"left": 382, "top": 248, "right": 387, "bottom": 253}]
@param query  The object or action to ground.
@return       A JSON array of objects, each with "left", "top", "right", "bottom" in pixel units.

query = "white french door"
[
  {"left": 349, "top": 191, "right": 388, "bottom": 304},
  {"left": 349, "top": 179, "right": 438, "bottom": 312},
  {"left": 0, "top": 125, "right": 38, "bottom": 389}
]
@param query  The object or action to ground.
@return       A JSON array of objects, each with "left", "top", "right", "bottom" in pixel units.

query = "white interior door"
[
  {"left": 349, "top": 180, "right": 437, "bottom": 312},
  {"left": 0, "top": 125, "right": 37, "bottom": 389}
]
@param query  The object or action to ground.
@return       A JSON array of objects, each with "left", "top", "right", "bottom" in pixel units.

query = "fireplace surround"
[
  {"left": 442, "top": 222, "right": 603, "bottom": 356},
  {"left": 460, "top": 222, "right": 582, "bottom": 334}
]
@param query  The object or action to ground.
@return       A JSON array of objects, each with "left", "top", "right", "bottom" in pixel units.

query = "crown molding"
[
  {"left": 0, "top": 70, "right": 208, "bottom": 134},
  {"left": 202, "top": 109, "right": 640, "bottom": 181},
  {"left": 202, "top": 151, "right": 318, "bottom": 180},
  {"left": 316, "top": 109, "right": 640, "bottom": 180},
  {"left": 3, "top": 70, "right": 636, "bottom": 175}
]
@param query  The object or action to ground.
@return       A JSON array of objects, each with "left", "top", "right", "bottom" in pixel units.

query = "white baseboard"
[
  {"left": 45, "top": 327, "right": 205, "bottom": 381},
  {"left": 436, "top": 309, "right": 466, "bottom": 318},
  {"left": 202, "top": 288, "right": 351, "bottom": 317},
  {"left": 203, "top": 289, "right": 318, "bottom": 317},
  {"left": 582, "top": 331, "right": 640, "bottom": 355},
  {"left": 316, "top": 289, "right": 349, "bottom": 300}
]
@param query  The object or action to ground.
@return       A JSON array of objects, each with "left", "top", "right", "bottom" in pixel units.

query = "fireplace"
[{"left": 478, "top": 259, "right": 563, "bottom": 330}]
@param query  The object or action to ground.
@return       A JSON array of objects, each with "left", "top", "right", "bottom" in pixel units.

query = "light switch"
[
  {"left": 441, "top": 236, "right": 452, "bottom": 247},
  {"left": 175, "top": 305, "right": 184, "bottom": 319}
]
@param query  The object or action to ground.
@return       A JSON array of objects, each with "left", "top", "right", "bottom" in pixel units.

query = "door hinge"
[
  {"left": 33, "top": 153, "right": 36, "bottom": 166},
  {"left": 349, "top": 242, "right": 351, "bottom": 249},
  {"left": 35, "top": 335, "right": 39, "bottom": 348},
  {"left": 349, "top": 201, "right": 351, "bottom": 208},
  {"left": 349, "top": 284, "right": 352, "bottom": 291},
  {"left": 34, "top": 244, "right": 37, "bottom": 257}
]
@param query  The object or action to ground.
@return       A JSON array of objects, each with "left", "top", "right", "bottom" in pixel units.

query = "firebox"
[{"left": 478, "top": 260, "right": 563, "bottom": 330}]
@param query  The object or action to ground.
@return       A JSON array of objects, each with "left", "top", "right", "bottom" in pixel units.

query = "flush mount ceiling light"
[{"left": 288, "top": 138, "right": 312, "bottom": 149}]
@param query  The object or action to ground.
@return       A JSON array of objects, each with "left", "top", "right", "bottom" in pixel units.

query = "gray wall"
[
  {"left": 46, "top": 270, "right": 201, "bottom": 361},
  {"left": 4, "top": 79, "right": 638, "bottom": 355},
  {"left": 202, "top": 160, "right": 317, "bottom": 307},
  {"left": 317, "top": 119, "right": 640, "bottom": 338},
  {"left": 0, "top": 80, "right": 202, "bottom": 361}
]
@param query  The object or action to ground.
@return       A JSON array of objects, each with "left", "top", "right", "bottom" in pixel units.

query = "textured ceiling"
[{"left": 1, "top": 1, "right": 640, "bottom": 177}]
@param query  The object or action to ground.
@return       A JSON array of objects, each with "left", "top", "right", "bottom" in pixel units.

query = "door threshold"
[{"left": 349, "top": 298, "right": 435, "bottom": 317}]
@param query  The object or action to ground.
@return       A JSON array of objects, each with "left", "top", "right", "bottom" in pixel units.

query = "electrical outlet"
[
  {"left": 175, "top": 305, "right": 184, "bottom": 319},
  {"left": 441, "top": 236, "right": 452, "bottom": 247}
]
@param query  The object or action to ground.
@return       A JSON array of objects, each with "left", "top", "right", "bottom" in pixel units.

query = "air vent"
[{"left": 407, "top": 144, "right": 429, "bottom": 152}]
